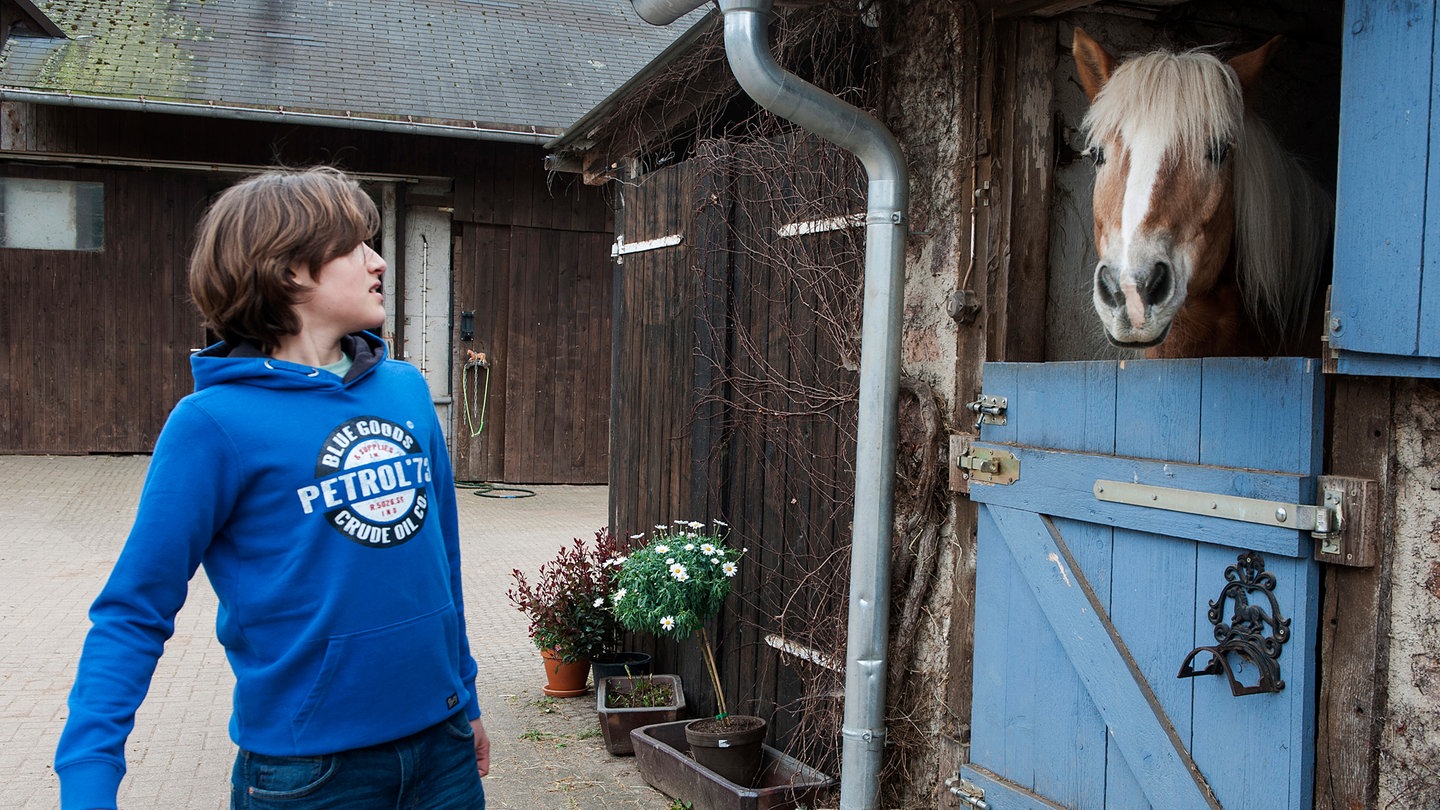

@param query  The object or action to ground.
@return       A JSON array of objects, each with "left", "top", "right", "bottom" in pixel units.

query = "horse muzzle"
[{"left": 1093, "top": 259, "right": 1182, "bottom": 345}]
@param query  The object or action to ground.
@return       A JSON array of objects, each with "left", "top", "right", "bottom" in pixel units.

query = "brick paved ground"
[{"left": 0, "top": 455, "right": 673, "bottom": 809}]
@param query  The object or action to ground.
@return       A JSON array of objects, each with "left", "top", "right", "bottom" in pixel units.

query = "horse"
[{"left": 1071, "top": 29, "right": 1333, "bottom": 358}]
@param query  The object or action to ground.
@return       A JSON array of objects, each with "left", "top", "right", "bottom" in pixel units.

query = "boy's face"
[{"left": 294, "top": 241, "right": 387, "bottom": 336}]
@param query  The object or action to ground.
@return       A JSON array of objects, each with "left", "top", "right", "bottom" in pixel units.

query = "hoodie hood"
[{"left": 192, "top": 332, "right": 387, "bottom": 392}]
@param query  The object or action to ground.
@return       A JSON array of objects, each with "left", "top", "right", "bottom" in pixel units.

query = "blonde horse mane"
[{"left": 1083, "top": 46, "right": 1333, "bottom": 347}]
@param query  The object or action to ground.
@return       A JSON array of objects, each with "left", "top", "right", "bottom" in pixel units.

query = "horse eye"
[
  {"left": 1088, "top": 145, "right": 1106, "bottom": 166},
  {"left": 1206, "top": 141, "right": 1232, "bottom": 165}
]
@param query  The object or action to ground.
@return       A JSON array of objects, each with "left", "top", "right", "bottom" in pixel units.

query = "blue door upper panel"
[{"left": 1329, "top": 0, "right": 1440, "bottom": 377}]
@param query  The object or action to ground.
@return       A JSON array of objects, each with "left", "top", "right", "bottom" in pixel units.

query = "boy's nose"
[{"left": 365, "top": 243, "right": 386, "bottom": 270}]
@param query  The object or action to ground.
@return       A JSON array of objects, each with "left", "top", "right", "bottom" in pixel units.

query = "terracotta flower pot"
[
  {"left": 684, "top": 714, "right": 768, "bottom": 788},
  {"left": 540, "top": 648, "right": 590, "bottom": 697}
]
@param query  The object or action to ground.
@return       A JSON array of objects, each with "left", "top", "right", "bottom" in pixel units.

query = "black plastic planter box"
[{"left": 630, "top": 720, "right": 834, "bottom": 810}]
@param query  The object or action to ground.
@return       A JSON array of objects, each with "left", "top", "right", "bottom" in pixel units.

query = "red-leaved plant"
[{"left": 507, "top": 527, "right": 620, "bottom": 664}]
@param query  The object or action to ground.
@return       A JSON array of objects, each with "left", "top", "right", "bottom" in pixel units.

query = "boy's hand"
[{"left": 471, "top": 717, "right": 491, "bottom": 777}]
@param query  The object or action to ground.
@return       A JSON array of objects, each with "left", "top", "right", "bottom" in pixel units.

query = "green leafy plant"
[
  {"left": 508, "top": 527, "right": 620, "bottom": 664},
  {"left": 611, "top": 519, "right": 744, "bottom": 717}
]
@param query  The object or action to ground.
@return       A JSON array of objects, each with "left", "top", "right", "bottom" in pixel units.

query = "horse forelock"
[{"left": 1082, "top": 49, "right": 1244, "bottom": 163}]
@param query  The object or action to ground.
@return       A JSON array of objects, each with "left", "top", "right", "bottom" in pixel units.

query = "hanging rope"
[
  {"left": 456, "top": 351, "right": 536, "bottom": 498},
  {"left": 461, "top": 353, "right": 491, "bottom": 438}
]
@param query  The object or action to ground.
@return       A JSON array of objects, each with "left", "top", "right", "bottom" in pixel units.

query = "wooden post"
[{"left": 1314, "top": 376, "right": 1394, "bottom": 810}]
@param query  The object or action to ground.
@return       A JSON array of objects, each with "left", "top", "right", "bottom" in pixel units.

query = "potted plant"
[
  {"left": 612, "top": 519, "right": 767, "bottom": 787},
  {"left": 595, "top": 672, "right": 686, "bottom": 755},
  {"left": 507, "top": 528, "right": 618, "bottom": 696}
]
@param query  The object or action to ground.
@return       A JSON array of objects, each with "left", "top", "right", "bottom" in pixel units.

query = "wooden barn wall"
[
  {"left": 0, "top": 162, "right": 210, "bottom": 453},
  {"left": 450, "top": 146, "right": 614, "bottom": 484},
  {"left": 610, "top": 138, "right": 860, "bottom": 756},
  {"left": 2, "top": 104, "right": 614, "bottom": 480}
]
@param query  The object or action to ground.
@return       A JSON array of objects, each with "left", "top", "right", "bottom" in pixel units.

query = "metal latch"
[
  {"left": 956, "top": 446, "right": 1020, "bottom": 486},
  {"left": 1093, "top": 475, "right": 1377, "bottom": 567},
  {"left": 945, "top": 774, "right": 988, "bottom": 809},
  {"left": 964, "top": 395, "right": 1007, "bottom": 431}
]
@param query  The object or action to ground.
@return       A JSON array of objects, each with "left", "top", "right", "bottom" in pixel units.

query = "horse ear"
[
  {"left": 1228, "top": 35, "right": 1284, "bottom": 96},
  {"left": 1073, "top": 28, "right": 1116, "bottom": 102}
]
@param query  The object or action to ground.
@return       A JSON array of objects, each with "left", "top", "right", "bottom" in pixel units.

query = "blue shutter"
[{"left": 1329, "top": 0, "right": 1440, "bottom": 376}]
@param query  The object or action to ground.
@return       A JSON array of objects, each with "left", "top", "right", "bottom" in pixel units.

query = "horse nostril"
[
  {"left": 1096, "top": 265, "right": 1123, "bottom": 308},
  {"left": 1143, "top": 261, "right": 1173, "bottom": 305}
]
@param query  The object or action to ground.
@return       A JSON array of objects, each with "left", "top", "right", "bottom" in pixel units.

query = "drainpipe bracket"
[{"left": 840, "top": 725, "right": 888, "bottom": 749}]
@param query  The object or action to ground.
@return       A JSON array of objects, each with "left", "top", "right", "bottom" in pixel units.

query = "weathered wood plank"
[
  {"left": 1314, "top": 377, "right": 1392, "bottom": 810},
  {"left": 986, "top": 505, "right": 1218, "bottom": 810}
]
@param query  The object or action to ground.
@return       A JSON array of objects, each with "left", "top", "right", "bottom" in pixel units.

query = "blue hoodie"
[{"left": 55, "top": 333, "right": 479, "bottom": 810}]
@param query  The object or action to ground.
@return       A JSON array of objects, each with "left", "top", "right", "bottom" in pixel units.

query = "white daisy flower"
[
  {"left": 712, "top": 557, "right": 722, "bottom": 565},
  {"left": 684, "top": 543, "right": 695, "bottom": 551},
  {"left": 660, "top": 616, "right": 676, "bottom": 631},
  {"left": 630, "top": 533, "right": 645, "bottom": 540},
  {"left": 593, "top": 598, "right": 605, "bottom": 608},
  {"left": 656, "top": 524, "right": 667, "bottom": 530},
  {"left": 723, "top": 561, "right": 738, "bottom": 577},
  {"left": 669, "top": 563, "right": 688, "bottom": 580},
  {"left": 713, "top": 519, "right": 729, "bottom": 527},
  {"left": 701, "top": 543, "right": 717, "bottom": 555},
  {"left": 612, "top": 588, "right": 626, "bottom": 604},
  {"left": 687, "top": 520, "right": 704, "bottom": 529},
  {"left": 655, "top": 544, "right": 670, "bottom": 554}
]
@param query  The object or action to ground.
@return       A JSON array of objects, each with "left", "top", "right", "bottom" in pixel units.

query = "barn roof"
[{"left": 0, "top": 0, "right": 706, "bottom": 143}]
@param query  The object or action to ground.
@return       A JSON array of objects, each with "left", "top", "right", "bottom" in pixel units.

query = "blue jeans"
[{"left": 231, "top": 712, "right": 485, "bottom": 809}]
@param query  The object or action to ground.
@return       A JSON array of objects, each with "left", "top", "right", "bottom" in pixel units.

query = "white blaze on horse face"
[
  {"left": 1093, "top": 129, "right": 1186, "bottom": 347},
  {"left": 1120, "top": 137, "right": 1165, "bottom": 330}
]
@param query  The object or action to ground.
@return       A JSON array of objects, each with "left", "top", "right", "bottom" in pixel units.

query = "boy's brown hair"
[{"left": 189, "top": 166, "right": 380, "bottom": 353}]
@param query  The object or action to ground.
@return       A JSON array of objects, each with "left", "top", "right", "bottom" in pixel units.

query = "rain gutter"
[
  {"left": 630, "top": 2, "right": 908, "bottom": 808},
  {"left": 0, "top": 88, "right": 556, "bottom": 144}
]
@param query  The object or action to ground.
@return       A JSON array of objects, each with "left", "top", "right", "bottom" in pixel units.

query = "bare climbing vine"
[{"left": 604, "top": 3, "right": 953, "bottom": 800}]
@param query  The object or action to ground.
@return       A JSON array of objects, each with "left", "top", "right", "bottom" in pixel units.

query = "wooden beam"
[
  {"left": 1314, "top": 376, "right": 1393, "bottom": 810},
  {"left": 975, "top": 0, "right": 1097, "bottom": 19}
]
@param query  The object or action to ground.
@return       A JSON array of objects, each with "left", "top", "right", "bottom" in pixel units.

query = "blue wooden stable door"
[{"left": 961, "top": 358, "right": 1324, "bottom": 809}]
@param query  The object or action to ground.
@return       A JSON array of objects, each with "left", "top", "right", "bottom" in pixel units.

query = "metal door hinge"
[
  {"left": 610, "top": 232, "right": 683, "bottom": 264},
  {"left": 1092, "top": 475, "right": 1378, "bottom": 567},
  {"left": 945, "top": 774, "right": 988, "bottom": 809},
  {"left": 1312, "top": 475, "right": 1379, "bottom": 567}
]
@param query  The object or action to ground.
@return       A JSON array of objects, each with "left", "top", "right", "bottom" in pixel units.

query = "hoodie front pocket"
[{"left": 293, "top": 605, "right": 462, "bottom": 748}]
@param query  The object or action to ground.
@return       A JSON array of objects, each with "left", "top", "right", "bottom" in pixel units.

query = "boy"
[{"left": 55, "top": 166, "right": 489, "bottom": 809}]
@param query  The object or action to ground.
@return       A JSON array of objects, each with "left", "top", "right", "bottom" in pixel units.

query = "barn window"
[{"left": 0, "top": 178, "right": 104, "bottom": 251}]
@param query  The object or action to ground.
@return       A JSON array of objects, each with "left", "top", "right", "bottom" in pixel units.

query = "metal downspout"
[{"left": 631, "top": 2, "right": 908, "bottom": 807}]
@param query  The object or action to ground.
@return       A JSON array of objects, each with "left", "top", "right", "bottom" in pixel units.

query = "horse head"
[{"left": 1072, "top": 29, "right": 1311, "bottom": 357}]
